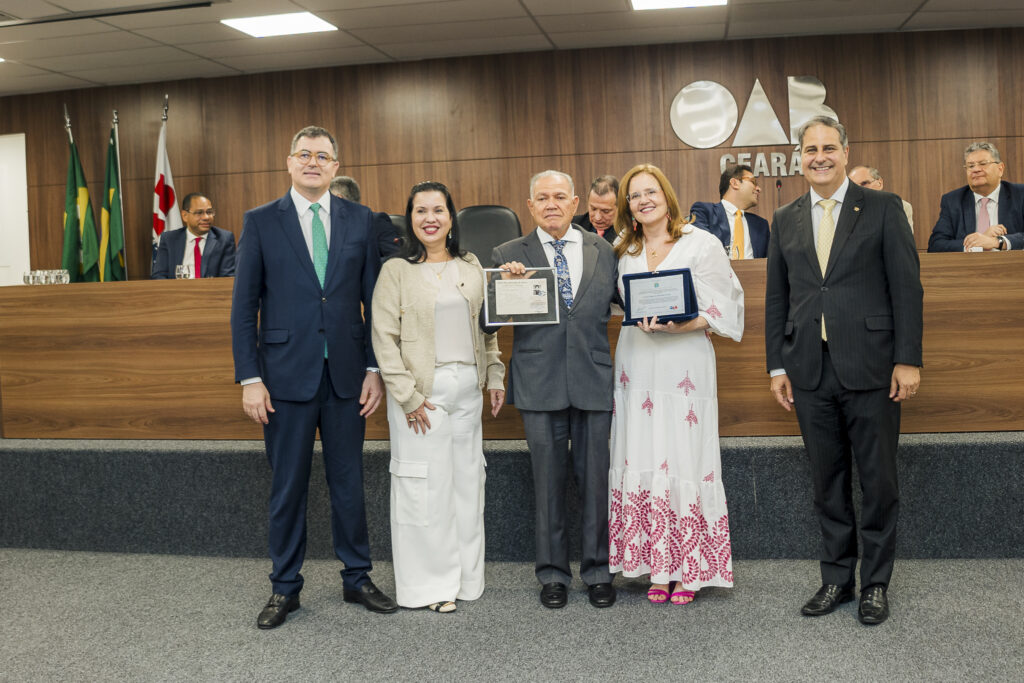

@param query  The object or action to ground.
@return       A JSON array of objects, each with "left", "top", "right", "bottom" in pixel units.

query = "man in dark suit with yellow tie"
[
  {"left": 231, "top": 125, "right": 396, "bottom": 629},
  {"left": 765, "top": 116, "right": 923, "bottom": 625},
  {"left": 690, "top": 164, "right": 770, "bottom": 258}
]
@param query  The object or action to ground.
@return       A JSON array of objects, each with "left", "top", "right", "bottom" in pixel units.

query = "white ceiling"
[{"left": 0, "top": 0, "right": 1020, "bottom": 96}]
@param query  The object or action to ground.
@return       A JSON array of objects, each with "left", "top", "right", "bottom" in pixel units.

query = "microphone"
[{"left": 776, "top": 179, "right": 782, "bottom": 207}]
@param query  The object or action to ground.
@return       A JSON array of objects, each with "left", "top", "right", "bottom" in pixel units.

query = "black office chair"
[
  {"left": 388, "top": 213, "right": 407, "bottom": 239},
  {"left": 455, "top": 205, "right": 522, "bottom": 265}
]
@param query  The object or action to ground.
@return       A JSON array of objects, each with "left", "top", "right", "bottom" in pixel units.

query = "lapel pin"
[{"left": 854, "top": 206, "right": 861, "bottom": 212}]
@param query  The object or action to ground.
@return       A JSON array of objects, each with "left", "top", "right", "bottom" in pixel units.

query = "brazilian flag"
[
  {"left": 60, "top": 139, "right": 99, "bottom": 282},
  {"left": 99, "top": 126, "right": 126, "bottom": 281}
]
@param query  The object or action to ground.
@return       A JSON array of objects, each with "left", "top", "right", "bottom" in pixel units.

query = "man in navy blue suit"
[
  {"left": 690, "top": 164, "right": 770, "bottom": 258},
  {"left": 231, "top": 125, "right": 396, "bottom": 629},
  {"left": 151, "top": 192, "right": 236, "bottom": 279},
  {"left": 928, "top": 141, "right": 1024, "bottom": 252}
]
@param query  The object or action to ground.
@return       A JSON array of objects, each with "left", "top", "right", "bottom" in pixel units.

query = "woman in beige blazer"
[{"left": 371, "top": 181, "right": 505, "bottom": 613}]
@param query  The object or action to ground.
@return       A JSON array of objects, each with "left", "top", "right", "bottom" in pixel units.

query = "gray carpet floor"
[{"left": 1, "top": 550, "right": 1021, "bottom": 682}]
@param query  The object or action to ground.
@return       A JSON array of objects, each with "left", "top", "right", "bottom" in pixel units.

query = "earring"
[{"left": 632, "top": 218, "right": 638, "bottom": 232}]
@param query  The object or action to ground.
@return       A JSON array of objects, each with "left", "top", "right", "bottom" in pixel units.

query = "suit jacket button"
[
  {"left": 820, "top": 286, "right": 828, "bottom": 291},
  {"left": 321, "top": 297, "right": 327, "bottom": 302}
]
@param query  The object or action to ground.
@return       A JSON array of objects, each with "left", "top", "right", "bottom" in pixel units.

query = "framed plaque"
[
  {"left": 622, "top": 267, "right": 698, "bottom": 326},
  {"left": 483, "top": 267, "right": 560, "bottom": 326}
]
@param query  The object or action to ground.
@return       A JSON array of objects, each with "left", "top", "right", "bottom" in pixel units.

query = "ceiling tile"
[
  {"left": 66, "top": 58, "right": 241, "bottom": 84},
  {"left": 351, "top": 16, "right": 541, "bottom": 45},
  {"left": 730, "top": 0, "right": 917, "bottom": 22},
  {"left": 98, "top": 0, "right": 306, "bottom": 29},
  {"left": 550, "top": 24, "right": 727, "bottom": 49},
  {"left": 921, "top": 0, "right": 1024, "bottom": 8},
  {"left": 0, "top": 0, "right": 69, "bottom": 19},
  {"left": 316, "top": 0, "right": 526, "bottom": 30},
  {"left": 182, "top": 30, "right": 364, "bottom": 58},
  {"left": 131, "top": 22, "right": 248, "bottom": 45},
  {"left": 300, "top": 0, "right": 457, "bottom": 9},
  {"left": 0, "top": 19, "right": 113, "bottom": 42},
  {"left": 0, "top": 60, "right": 50, "bottom": 78},
  {"left": 729, "top": 14, "right": 910, "bottom": 38},
  {"left": 904, "top": 10, "right": 1024, "bottom": 30},
  {"left": 384, "top": 34, "right": 552, "bottom": 60},
  {"left": 0, "top": 30, "right": 155, "bottom": 60},
  {"left": 520, "top": 0, "right": 627, "bottom": 15},
  {"left": 28, "top": 45, "right": 198, "bottom": 71},
  {"left": 0, "top": 72, "right": 96, "bottom": 95},
  {"left": 538, "top": 8, "right": 726, "bottom": 33},
  {"left": 214, "top": 44, "right": 387, "bottom": 72}
]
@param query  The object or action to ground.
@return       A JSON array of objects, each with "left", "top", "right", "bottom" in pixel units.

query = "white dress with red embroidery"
[{"left": 609, "top": 226, "right": 744, "bottom": 588}]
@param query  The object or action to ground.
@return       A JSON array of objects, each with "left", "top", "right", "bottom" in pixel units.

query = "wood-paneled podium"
[{"left": 1, "top": 252, "right": 1021, "bottom": 439}]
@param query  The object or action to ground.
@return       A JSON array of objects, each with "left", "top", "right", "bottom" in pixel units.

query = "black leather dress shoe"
[
  {"left": 343, "top": 580, "right": 398, "bottom": 613},
  {"left": 858, "top": 585, "right": 890, "bottom": 625},
  {"left": 588, "top": 582, "right": 616, "bottom": 608},
  {"left": 257, "top": 593, "right": 300, "bottom": 629},
  {"left": 540, "top": 582, "right": 567, "bottom": 609},
  {"left": 800, "top": 584, "right": 854, "bottom": 616}
]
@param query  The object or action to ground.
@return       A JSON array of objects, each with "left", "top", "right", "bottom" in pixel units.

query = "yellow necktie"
[
  {"left": 732, "top": 210, "right": 745, "bottom": 260},
  {"left": 816, "top": 199, "right": 837, "bottom": 340}
]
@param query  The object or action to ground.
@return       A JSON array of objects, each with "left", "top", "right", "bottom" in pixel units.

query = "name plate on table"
[
  {"left": 622, "top": 268, "right": 698, "bottom": 326},
  {"left": 483, "top": 267, "right": 560, "bottom": 326}
]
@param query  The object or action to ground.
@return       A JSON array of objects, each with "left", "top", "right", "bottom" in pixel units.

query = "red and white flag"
[{"left": 152, "top": 120, "right": 181, "bottom": 263}]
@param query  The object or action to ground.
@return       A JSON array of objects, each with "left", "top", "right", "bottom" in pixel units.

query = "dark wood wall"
[{"left": 2, "top": 28, "right": 1022, "bottom": 279}]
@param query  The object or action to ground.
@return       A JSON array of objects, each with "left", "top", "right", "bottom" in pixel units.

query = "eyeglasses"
[
  {"left": 186, "top": 209, "right": 216, "bottom": 217},
  {"left": 964, "top": 161, "right": 999, "bottom": 170},
  {"left": 290, "top": 150, "right": 337, "bottom": 166},
  {"left": 741, "top": 176, "right": 759, "bottom": 187},
  {"left": 626, "top": 188, "right": 661, "bottom": 203}
]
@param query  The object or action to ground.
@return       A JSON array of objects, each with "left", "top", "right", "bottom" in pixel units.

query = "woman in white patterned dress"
[{"left": 608, "top": 164, "right": 744, "bottom": 605}]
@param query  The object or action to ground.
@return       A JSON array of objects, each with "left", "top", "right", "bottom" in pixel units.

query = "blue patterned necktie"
[
  {"left": 310, "top": 202, "right": 328, "bottom": 357},
  {"left": 551, "top": 238, "right": 573, "bottom": 308}
]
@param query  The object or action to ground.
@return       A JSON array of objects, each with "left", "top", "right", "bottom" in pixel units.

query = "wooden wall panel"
[
  {"left": 3, "top": 28, "right": 1023, "bottom": 280},
  {"left": 2, "top": 254, "right": 1022, "bottom": 440}
]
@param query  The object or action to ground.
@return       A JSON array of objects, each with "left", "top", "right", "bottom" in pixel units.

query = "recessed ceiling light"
[
  {"left": 632, "top": 0, "right": 727, "bottom": 9},
  {"left": 0, "top": 58, "right": 5, "bottom": 63},
  {"left": 221, "top": 12, "right": 337, "bottom": 38}
]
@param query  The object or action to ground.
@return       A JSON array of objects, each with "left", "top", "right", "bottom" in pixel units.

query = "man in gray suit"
[
  {"left": 491, "top": 170, "right": 619, "bottom": 609},
  {"left": 766, "top": 116, "right": 923, "bottom": 626}
]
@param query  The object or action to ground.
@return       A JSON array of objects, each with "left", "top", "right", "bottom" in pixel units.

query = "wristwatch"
[{"left": 998, "top": 236, "right": 1009, "bottom": 251}]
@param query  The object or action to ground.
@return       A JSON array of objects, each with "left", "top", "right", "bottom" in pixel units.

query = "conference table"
[{"left": 0, "top": 252, "right": 1021, "bottom": 439}]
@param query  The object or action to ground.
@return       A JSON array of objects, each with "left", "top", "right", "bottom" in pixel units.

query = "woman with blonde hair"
[
  {"left": 371, "top": 181, "right": 505, "bottom": 613},
  {"left": 607, "top": 164, "right": 744, "bottom": 605}
]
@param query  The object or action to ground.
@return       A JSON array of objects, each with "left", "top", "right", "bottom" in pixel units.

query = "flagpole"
[
  {"left": 112, "top": 109, "right": 128, "bottom": 278},
  {"left": 63, "top": 103, "right": 73, "bottom": 144},
  {"left": 162, "top": 93, "right": 169, "bottom": 122}
]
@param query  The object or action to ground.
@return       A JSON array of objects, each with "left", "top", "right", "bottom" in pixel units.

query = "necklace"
[{"left": 427, "top": 258, "right": 451, "bottom": 280}]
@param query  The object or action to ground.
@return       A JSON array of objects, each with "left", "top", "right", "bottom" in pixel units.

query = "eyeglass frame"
[
  {"left": 185, "top": 208, "right": 216, "bottom": 217},
  {"left": 289, "top": 150, "right": 338, "bottom": 166}
]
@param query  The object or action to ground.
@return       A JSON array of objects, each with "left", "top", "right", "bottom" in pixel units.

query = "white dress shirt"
[
  {"left": 535, "top": 225, "right": 583, "bottom": 299},
  {"left": 289, "top": 186, "right": 332, "bottom": 259},
  {"left": 721, "top": 198, "right": 753, "bottom": 259},
  {"left": 181, "top": 230, "right": 206, "bottom": 278}
]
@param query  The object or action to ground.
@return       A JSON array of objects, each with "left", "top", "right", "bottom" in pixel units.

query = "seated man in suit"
[
  {"left": 928, "top": 141, "right": 1024, "bottom": 252},
  {"left": 151, "top": 192, "right": 236, "bottom": 279},
  {"left": 848, "top": 165, "right": 914, "bottom": 232},
  {"left": 572, "top": 175, "right": 619, "bottom": 244},
  {"left": 330, "top": 175, "right": 401, "bottom": 260},
  {"left": 690, "top": 165, "right": 769, "bottom": 258}
]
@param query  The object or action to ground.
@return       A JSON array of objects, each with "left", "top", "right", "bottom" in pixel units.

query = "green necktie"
[
  {"left": 310, "top": 202, "right": 328, "bottom": 357},
  {"left": 310, "top": 202, "right": 328, "bottom": 287}
]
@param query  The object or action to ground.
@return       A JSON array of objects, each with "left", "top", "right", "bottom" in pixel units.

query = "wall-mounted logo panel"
[{"left": 670, "top": 76, "right": 839, "bottom": 177}]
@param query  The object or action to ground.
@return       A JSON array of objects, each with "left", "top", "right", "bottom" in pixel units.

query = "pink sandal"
[
  {"left": 670, "top": 583, "right": 695, "bottom": 605},
  {"left": 647, "top": 586, "right": 670, "bottom": 604}
]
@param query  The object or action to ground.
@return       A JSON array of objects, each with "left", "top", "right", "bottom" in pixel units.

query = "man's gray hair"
[
  {"left": 589, "top": 175, "right": 619, "bottom": 197},
  {"left": 290, "top": 125, "right": 338, "bottom": 159},
  {"left": 850, "top": 165, "right": 882, "bottom": 181},
  {"left": 964, "top": 141, "right": 1001, "bottom": 163},
  {"left": 330, "top": 176, "right": 361, "bottom": 203},
  {"left": 529, "top": 170, "right": 575, "bottom": 198},
  {"left": 797, "top": 116, "right": 848, "bottom": 148}
]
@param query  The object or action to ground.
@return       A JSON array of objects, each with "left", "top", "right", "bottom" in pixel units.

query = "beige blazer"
[{"left": 371, "top": 252, "right": 504, "bottom": 413}]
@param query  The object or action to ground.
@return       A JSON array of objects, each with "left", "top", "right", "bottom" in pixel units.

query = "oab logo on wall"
[{"left": 669, "top": 76, "right": 838, "bottom": 177}]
